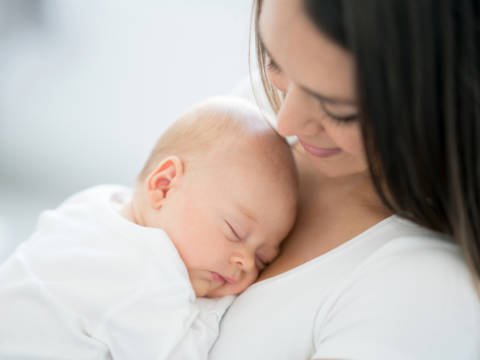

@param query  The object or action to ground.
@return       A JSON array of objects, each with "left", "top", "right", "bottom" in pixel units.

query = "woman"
[{"left": 210, "top": 0, "right": 480, "bottom": 359}]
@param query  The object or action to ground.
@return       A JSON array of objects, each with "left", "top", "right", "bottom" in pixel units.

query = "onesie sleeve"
[
  {"left": 93, "top": 287, "right": 233, "bottom": 360},
  {"left": 167, "top": 296, "right": 234, "bottom": 360},
  {"left": 92, "top": 282, "right": 194, "bottom": 360},
  {"left": 311, "top": 240, "right": 480, "bottom": 360}
]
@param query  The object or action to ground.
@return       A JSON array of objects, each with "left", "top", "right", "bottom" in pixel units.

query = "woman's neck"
[
  {"left": 257, "top": 152, "right": 392, "bottom": 281},
  {"left": 296, "top": 154, "right": 386, "bottom": 216},
  {"left": 259, "top": 171, "right": 391, "bottom": 280}
]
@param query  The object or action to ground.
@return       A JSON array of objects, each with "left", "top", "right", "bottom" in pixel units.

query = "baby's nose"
[{"left": 232, "top": 252, "right": 255, "bottom": 271}]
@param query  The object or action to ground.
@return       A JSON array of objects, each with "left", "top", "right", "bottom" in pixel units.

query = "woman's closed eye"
[
  {"left": 265, "top": 55, "right": 358, "bottom": 124},
  {"left": 320, "top": 101, "right": 359, "bottom": 125},
  {"left": 266, "top": 56, "right": 281, "bottom": 73}
]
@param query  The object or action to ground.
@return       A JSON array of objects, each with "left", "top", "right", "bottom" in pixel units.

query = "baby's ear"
[{"left": 145, "top": 156, "right": 184, "bottom": 209}]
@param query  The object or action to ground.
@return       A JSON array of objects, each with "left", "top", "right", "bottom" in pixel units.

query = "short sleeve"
[{"left": 312, "top": 241, "right": 480, "bottom": 360}]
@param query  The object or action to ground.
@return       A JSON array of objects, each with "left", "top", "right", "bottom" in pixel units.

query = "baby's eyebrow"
[{"left": 236, "top": 203, "right": 257, "bottom": 224}]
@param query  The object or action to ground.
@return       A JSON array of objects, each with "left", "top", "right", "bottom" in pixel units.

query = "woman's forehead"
[{"left": 259, "top": 0, "right": 356, "bottom": 103}]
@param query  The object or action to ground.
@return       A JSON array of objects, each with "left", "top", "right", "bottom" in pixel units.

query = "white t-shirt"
[
  {"left": 0, "top": 185, "right": 232, "bottom": 360},
  {"left": 210, "top": 216, "right": 480, "bottom": 359}
]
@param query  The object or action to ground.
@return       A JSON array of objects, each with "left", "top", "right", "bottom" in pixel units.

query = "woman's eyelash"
[
  {"left": 266, "top": 57, "right": 280, "bottom": 72},
  {"left": 264, "top": 54, "right": 358, "bottom": 124},
  {"left": 327, "top": 112, "right": 359, "bottom": 124},
  {"left": 321, "top": 103, "right": 359, "bottom": 124}
]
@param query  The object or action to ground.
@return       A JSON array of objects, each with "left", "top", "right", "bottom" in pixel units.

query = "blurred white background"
[{"left": 0, "top": 0, "right": 253, "bottom": 261}]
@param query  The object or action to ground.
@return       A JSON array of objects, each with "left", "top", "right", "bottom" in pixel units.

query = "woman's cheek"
[{"left": 336, "top": 126, "right": 365, "bottom": 157}]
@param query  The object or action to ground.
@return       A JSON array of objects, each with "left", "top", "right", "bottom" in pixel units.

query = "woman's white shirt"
[{"left": 210, "top": 216, "right": 480, "bottom": 360}]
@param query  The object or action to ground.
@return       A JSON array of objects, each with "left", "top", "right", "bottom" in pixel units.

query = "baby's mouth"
[
  {"left": 211, "top": 272, "right": 227, "bottom": 284},
  {"left": 211, "top": 272, "right": 237, "bottom": 284}
]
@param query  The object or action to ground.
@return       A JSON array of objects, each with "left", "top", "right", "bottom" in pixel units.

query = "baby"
[{"left": 0, "top": 97, "right": 298, "bottom": 359}]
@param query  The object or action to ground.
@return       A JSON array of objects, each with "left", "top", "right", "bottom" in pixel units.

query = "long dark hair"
[{"left": 253, "top": 0, "right": 480, "bottom": 278}]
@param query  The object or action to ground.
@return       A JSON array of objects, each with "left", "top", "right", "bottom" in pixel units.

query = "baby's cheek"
[{"left": 233, "top": 271, "right": 258, "bottom": 294}]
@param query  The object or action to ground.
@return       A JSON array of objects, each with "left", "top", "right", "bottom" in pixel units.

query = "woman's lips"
[{"left": 298, "top": 139, "right": 342, "bottom": 158}]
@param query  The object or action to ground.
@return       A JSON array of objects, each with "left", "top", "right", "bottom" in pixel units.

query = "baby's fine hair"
[{"left": 138, "top": 96, "right": 297, "bottom": 190}]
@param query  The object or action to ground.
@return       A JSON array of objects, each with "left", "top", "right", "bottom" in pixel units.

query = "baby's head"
[{"left": 131, "top": 96, "right": 298, "bottom": 297}]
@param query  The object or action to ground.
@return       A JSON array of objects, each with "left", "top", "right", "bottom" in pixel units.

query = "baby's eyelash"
[{"left": 225, "top": 221, "right": 242, "bottom": 242}]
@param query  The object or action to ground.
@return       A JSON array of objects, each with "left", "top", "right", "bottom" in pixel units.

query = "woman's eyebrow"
[
  {"left": 299, "top": 84, "right": 357, "bottom": 106},
  {"left": 259, "top": 33, "right": 357, "bottom": 106}
]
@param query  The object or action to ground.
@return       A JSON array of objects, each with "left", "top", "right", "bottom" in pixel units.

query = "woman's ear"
[{"left": 145, "top": 156, "right": 184, "bottom": 209}]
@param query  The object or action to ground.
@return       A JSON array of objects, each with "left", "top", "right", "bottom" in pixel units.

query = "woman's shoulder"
[
  {"left": 310, "top": 217, "right": 479, "bottom": 359},
  {"left": 346, "top": 215, "right": 472, "bottom": 298},
  {"left": 314, "top": 215, "right": 478, "bottom": 334},
  {"left": 363, "top": 214, "right": 450, "bottom": 243},
  {"left": 362, "top": 215, "right": 465, "bottom": 274}
]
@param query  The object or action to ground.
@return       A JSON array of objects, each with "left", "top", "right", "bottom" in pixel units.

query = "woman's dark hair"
[{"left": 253, "top": 0, "right": 480, "bottom": 278}]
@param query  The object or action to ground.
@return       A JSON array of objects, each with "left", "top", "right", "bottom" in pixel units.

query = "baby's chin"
[
  {"left": 204, "top": 281, "right": 253, "bottom": 298},
  {"left": 192, "top": 278, "right": 249, "bottom": 298},
  {"left": 205, "top": 287, "right": 237, "bottom": 298},
  {"left": 189, "top": 269, "right": 258, "bottom": 297},
  {"left": 190, "top": 278, "right": 212, "bottom": 297}
]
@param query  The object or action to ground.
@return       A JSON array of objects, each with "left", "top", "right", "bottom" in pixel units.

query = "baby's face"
[{"left": 158, "top": 149, "right": 297, "bottom": 297}]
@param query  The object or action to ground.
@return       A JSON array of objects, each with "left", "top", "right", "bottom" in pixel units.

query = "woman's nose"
[{"left": 276, "top": 84, "right": 323, "bottom": 138}]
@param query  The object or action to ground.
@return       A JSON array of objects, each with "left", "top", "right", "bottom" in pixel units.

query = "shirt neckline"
[{"left": 249, "top": 215, "right": 398, "bottom": 290}]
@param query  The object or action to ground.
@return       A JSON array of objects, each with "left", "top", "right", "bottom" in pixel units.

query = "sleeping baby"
[{"left": 0, "top": 96, "right": 298, "bottom": 359}]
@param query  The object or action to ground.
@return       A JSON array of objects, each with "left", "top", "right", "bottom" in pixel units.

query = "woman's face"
[{"left": 259, "top": 0, "right": 367, "bottom": 178}]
